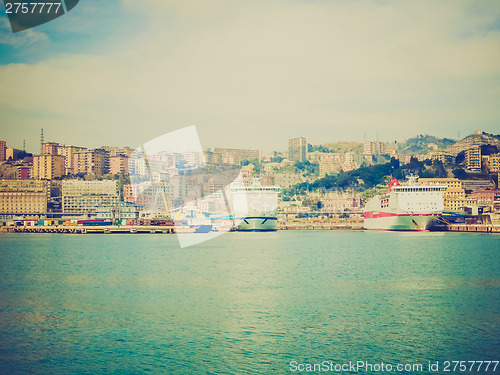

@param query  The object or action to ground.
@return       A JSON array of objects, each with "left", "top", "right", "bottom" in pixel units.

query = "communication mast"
[{"left": 40, "top": 128, "right": 44, "bottom": 154}]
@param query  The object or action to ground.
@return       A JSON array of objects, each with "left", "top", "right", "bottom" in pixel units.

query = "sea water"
[{"left": 0, "top": 231, "right": 498, "bottom": 374}]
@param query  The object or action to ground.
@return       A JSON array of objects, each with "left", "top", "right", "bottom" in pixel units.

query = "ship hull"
[
  {"left": 236, "top": 216, "right": 277, "bottom": 232},
  {"left": 363, "top": 214, "right": 439, "bottom": 231}
]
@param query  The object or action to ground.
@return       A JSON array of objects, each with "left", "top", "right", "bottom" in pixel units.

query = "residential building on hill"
[
  {"left": 206, "top": 147, "right": 262, "bottom": 165},
  {"left": 288, "top": 137, "right": 308, "bottom": 162},
  {"left": 363, "top": 141, "right": 386, "bottom": 156},
  {"left": 109, "top": 155, "right": 129, "bottom": 175},
  {"left": 33, "top": 154, "right": 65, "bottom": 180},
  {"left": 42, "top": 142, "right": 88, "bottom": 174},
  {"left": 465, "top": 147, "right": 481, "bottom": 171},
  {"left": 0, "top": 140, "right": 6, "bottom": 161},
  {"left": 489, "top": 153, "right": 500, "bottom": 172},
  {"left": 73, "top": 149, "right": 109, "bottom": 175}
]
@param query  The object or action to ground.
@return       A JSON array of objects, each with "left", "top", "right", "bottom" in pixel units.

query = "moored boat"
[
  {"left": 230, "top": 181, "right": 280, "bottom": 232},
  {"left": 363, "top": 175, "right": 446, "bottom": 231}
]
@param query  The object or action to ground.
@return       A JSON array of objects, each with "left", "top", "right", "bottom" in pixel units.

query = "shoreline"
[{"left": 1, "top": 224, "right": 499, "bottom": 234}]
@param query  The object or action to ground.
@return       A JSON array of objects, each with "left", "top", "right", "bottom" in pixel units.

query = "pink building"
[
  {"left": 109, "top": 155, "right": 129, "bottom": 175},
  {"left": 123, "top": 184, "right": 134, "bottom": 203},
  {"left": 470, "top": 189, "right": 500, "bottom": 205},
  {"left": 42, "top": 142, "right": 59, "bottom": 155},
  {"left": 73, "top": 149, "right": 109, "bottom": 175},
  {"left": 17, "top": 166, "right": 31, "bottom": 179}
]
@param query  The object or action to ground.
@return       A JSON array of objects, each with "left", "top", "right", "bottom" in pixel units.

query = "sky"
[{"left": 0, "top": 0, "right": 499, "bottom": 154}]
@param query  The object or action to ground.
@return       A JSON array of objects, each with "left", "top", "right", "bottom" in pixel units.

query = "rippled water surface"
[{"left": 0, "top": 231, "right": 499, "bottom": 374}]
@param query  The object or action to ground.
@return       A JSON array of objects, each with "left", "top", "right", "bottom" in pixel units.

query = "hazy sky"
[{"left": 1, "top": 0, "right": 499, "bottom": 154}]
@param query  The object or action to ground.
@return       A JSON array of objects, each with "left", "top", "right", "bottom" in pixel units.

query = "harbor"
[
  {"left": 2, "top": 224, "right": 176, "bottom": 234},
  {"left": 3, "top": 218, "right": 499, "bottom": 234},
  {"left": 436, "top": 223, "right": 500, "bottom": 233},
  {"left": 2, "top": 3, "right": 500, "bottom": 373}
]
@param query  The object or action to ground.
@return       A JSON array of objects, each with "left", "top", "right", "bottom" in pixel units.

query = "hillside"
[
  {"left": 446, "top": 130, "right": 500, "bottom": 154},
  {"left": 0, "top": 162, "right": 19, "bottom": 179},
  {"left": 318, "top": 142, "right": 363, "bottom": 153},
  {"left": 399, "top": 134, "right": 456, "bottom": 155}
]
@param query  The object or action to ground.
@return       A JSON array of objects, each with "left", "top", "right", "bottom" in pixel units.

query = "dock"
[
  {"left": 2, "top": 223, "right": 499, "bottom": 234},
  {"left": 279, "top": 223, "right": 364, "bottom": 230},
  {"left": 438, "top": 224, "right": 500, "bottom": 233},
  {"left": 2, "top": 225, "right": 179, "bottom": 234}
]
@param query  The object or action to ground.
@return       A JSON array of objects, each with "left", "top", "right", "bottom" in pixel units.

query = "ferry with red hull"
[{"left": 363, "top": 175, "right": 446, "bottom": 231}]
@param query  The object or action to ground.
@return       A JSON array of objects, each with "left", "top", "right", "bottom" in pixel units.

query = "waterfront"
[{"left": 0, "top": 231, "right": 499, "bottom": 374}]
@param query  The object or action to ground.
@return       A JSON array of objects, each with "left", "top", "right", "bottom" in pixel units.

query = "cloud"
[
  {"left": 0, "top": 17, "right": 49, "bottom": 46},
  {"left": 1, "top": 0, "right": 500, "bottom": 152}
]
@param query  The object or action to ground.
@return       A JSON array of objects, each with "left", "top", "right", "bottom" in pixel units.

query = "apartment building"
[
  {"left": 465, "top": 147, "right": 481, "bottom": 171},
  {"left": 109, "top": 155, "right": 129, "bottom": 175},
  {"left": 206, "top": 147, "right": 262, "bottom": 165},
  {"left": 73, "top": 149, "right": 109, "bottom": 175},
  {"left": 0, "top": 140, "right": 6, "bottom": 161},
  {"left": 363, "top": 141, "right": 386, "bottom": 155},
  {"left": 62, "top": 180, "right": 118, "bottom": 215},
  {"left": 33, "top": 154, "right": 65, "bottom": 180},
  {"left": 490, "top": 153, "right": 500, "bottom": 172},
  {"left": 42, "top": 142, "right": 88, "bottom": 174},
  {"left": 288, "top": 137, "right": 308, "bottom": 162},
  {"left": 470, "top": 190, "right": 500, "bottom": 206}
]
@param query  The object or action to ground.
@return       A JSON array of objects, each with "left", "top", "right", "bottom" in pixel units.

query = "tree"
[
  {"left": 481, "top": 144, "right": 500, "bottom": 155},
  {"left": 390, "top": 157, "right": 400, "bottom": 169},
  {"left": 455, "top": 152, "right": 465, "bottom": 165},
  {"left": 294, "top": 161, "right": 318, "bottom": 175},
  {"left": 432, "top": 160, "right": 447, "bottom": 178},
  {"left": 408, "top": 157, "right": 422, "bottom": 170},
  {"left": 452, "top": 168, "right": 467, "bottom": 179},
  {"left": 250, "top": 158, "right": 261, "bottom": 173}
]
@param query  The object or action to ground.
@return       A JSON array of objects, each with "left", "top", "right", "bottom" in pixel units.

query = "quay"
[
  {"left": 438, "top": 224, "right": 500, "bottom": 233},
  {"left": 1, "top": 225, "right": 178, "bottom": 234},
  {"left": 2, "top": 222, "right": 499, "bottom": 234},
  {"left": 279, "top": 217, "right": 364, "bottom": 231},
  {"left": 279, "top": 223, "right": 364, "bottom": 230}
]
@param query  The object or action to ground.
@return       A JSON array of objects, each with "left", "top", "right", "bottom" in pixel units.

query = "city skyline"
[
  {"left": 0, "top": 128, "right": 487, "bottom": 157},
  {"left": 1, "top": 1, "right": 500, "bottom": 153}
]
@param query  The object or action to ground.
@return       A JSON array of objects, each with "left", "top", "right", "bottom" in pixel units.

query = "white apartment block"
[{"left": 62, "top": 180, "right": 119, "bottom": 215}]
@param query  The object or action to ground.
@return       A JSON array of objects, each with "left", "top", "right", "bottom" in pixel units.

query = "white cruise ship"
[
  {"left": 230, "top": 181, "right": 281, "bottom": 232},
  {"left": 363, "top": 175, "right": 446, "bottom": 231}
]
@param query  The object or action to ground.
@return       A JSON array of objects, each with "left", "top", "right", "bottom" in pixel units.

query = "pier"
[
  {"left": 2, "top": 222, "right": 499, "bottom": 234},
  {"left": 279, "top": 223, "right": 364, "bottom": 230},
  {"left": 279, "top": 217, "right": 364, "bottom": 231},
  {"left": 2, "top": 225, "right": 178, "bottom": 234},
  {"left": 439, "top": 224, "right": 500, "bottom": 233}
]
